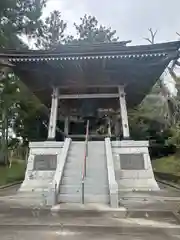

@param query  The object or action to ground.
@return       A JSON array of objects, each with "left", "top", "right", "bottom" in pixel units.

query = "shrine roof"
[
  {"left": 0, "top": 41, "right": 179, "bottom": 110},
  {"left": 0, "top": 41, "right": 179, "bottom": 61}
]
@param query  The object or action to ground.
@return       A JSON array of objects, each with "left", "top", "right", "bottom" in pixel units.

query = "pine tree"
[
  {"left": 66, "top": 14, "right": 119, "bottom": 44},
  {"left": 0, "top": 0, "right": 46, "bottom": 164}
]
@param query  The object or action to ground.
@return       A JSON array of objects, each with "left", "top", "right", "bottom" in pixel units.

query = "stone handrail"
[
  {"left": 48, "top": 138, "right": 71, "bottom": 205},
  {"left": 105, "top": 138, "right": 118, "bottom": 208},
  {"left": 81, "top": 120, "right": 89, "bottom": 204}
]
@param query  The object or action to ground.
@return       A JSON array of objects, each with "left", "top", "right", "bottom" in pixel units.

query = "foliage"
[
  {"left": 35, "top": 13, "right": 119, "bottom": 47},
  {"left": 0, "top": 0, "right": 46, "bottom": 165},
  {"left": 0, "top": 0, "right": 46, "bottom": 48},
  {"left": 129, "top": 81, "right": 168, "bottom": 138},
  {"left": 0, "top": 160, "right": 25, "bottom": 185},
  {"left": 144, "top": 28, "right": 180, "bottom": 124},
  {"left": 166, "top": 122, "right": 180, "bottom": 149},
  {"left": 128, "top": 78, "right": 180, "bottom": 154},
  {"left": 66, "top": 14, "right": 119, "bottom": 44},
  {"left": 152, "top": 155, "right": 180, "bottom": 175},
  {"left": 0, "top": 73, "right": 21, "bottom": 164},
  {"left": 13, "top": 98, "right": 48, "bottom": 143},
  {"left": 35, "top": 10, "right": 67, "bottom": 49}
]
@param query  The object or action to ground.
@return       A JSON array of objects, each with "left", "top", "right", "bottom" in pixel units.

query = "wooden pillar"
[
  {"left": 64, "top": 116, "right": 69, "bottom": 137},
  {"left": 118, "top": 86, "right": 130, "bottom": 139},
  {"left": 48, "top": 87, "right": 59, "bottom": 140}
]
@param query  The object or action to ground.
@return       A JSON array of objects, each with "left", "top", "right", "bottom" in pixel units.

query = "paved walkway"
[
  {"left": 0, "top": 215, "right": 180, "bottom": 240},
  {"left": 0, "top": 228, "right": 180, "bottom": 240},
  {"left": 0, "top": 183, "right": 180, "bottom": 239},
  {"left": 0, "top": 184, "right": 20, "bottom": 196}
]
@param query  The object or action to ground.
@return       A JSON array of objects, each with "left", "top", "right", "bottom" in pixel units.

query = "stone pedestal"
[
  {"left": 112, "top": 140, "right": 159, "bottom": 192},
  {"left": 18, "top": 141, "right": 64, "bottom": 204}
]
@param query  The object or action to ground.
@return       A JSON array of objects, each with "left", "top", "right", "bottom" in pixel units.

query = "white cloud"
[{"left": 44, "top": 0, "right": 180, "bottom": 44}]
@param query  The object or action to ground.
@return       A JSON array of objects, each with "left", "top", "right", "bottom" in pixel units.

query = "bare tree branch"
[
  {"left": 144, "top": 38, "right": 153, "bottom": 44},
  {"left": 144, "top": 28, "right": 158, "bottom": 44}
]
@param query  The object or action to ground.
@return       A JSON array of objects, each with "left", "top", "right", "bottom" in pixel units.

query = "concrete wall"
[
  {"left": 18, "top": 141, "right": 64, "bottom": 205},
  {"left": 111, "top": 140, "right": 160, "bottom": 192}
]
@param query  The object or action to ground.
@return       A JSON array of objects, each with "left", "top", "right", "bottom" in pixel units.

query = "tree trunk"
[
  {"left": 5, "top": 111, "right": 9, "bottom": 165},
  {"left": 0, "top": 108, "right": 9, "bottom": 165}
]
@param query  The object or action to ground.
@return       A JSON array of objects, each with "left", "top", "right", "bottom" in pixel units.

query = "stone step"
[
  {"left": 64, "top": 162, "right": 83, "bottom": 168},
  {"left": 51, "top": 203, "right": 126, "bottom": 218},
  {"left": 66, "top": 154, "right": 106, "bottom": 163},
  {"left": 58, "top": 141, "right": 109, "bottom": 205},
  {"left": 16, "top": 192, "right": 48, "bottom": 197},
  {"left": 62, "top": 173, "right": 108, "bottom": 180},
  {"left": 61, "top": 176, "right": 108, "bottom": 185},
  {"left": 62, "top": 170, "right": 82, "bottom": 178},
  {"left": 65, "top": 157, "right": 83, "bottom": 163},
  {"left": 63, "top": 168, "right": 108, "bottom": 177},
  {"left": 20, "top": 179, "right": 52, "bottom": 184},
  {"left": 67, "top": 152, "right": 84, "bottom": 156},
  {"left": 117, "top": 179, "right": 159, "bottom": 190},
  {"left": 20, "top": 186, "right": 50, "bottom": 192},
  {"left": 20, "top": 181, "right": 51, "bottom": 188},
  {"left": 58, "top": 194, "right": 109, "bottom": 204},
  {"left": 60, "top": 185, "right": 109, "bottom": 194},
  {"left": 116, "top": 171, "right": 155, "bottom": 179},
  {"left": 64, "top": 165, "right": 107, "bottom": 173},
  {"left": 19, "top": 182, "right": 51, "bottom": 192}
]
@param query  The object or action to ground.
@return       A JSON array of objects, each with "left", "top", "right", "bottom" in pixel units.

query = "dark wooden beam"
[
  {"left": 68, "top": 134, "right": 116, "bottom": 139},
  {"left": 59, "top": 93, "right": 119, "bottom": 99}
]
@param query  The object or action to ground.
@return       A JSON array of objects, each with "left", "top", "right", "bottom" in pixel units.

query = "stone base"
[
  {"left": 18, "top": 141, "right": 64, "bottom": 204},
  {"left": 17, "top": 139, "right": 159, "bottom": 206},
  {"left": 112, "top": 140, "right": 160, "bottom": 192}
]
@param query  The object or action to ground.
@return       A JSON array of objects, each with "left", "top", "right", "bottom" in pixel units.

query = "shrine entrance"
[{"left": 51, "top": 87, "right": 129, "bottom": 141}]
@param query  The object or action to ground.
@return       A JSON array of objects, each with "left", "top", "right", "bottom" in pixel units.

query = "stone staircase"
[{"left": 58, "top": 141, "right": 109, "bottom": 204}]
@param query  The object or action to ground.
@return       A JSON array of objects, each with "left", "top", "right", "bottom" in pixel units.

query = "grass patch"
[
  {"left": 0, "top": 160, "right": 26, "bottom": 186},
  {"left": 152, "top": 155, "right": 180, "bottom": 176}
]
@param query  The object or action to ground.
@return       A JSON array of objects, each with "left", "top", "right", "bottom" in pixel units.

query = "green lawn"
[
  {"left": 152, "top": 155, "right": 180, "bottom": 176},
  {"left": 0, "top": 160, "right": 26, "bottom": 186}
]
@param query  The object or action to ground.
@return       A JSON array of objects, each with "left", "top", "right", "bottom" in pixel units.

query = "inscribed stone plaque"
[
  {"left": 34, "top": 155, "right": 57, "bottom": 171},
  {"left": 120, "top": 154, "right": 144, "bottom": 170}
]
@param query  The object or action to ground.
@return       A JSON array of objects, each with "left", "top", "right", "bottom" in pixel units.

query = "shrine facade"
[{"left": 0, "top": 41, "right": 179, "bottom": 207}]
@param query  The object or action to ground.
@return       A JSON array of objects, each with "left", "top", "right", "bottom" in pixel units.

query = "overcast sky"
[{"left": 43, "top": 0, "right": 180, "bottom": 45}]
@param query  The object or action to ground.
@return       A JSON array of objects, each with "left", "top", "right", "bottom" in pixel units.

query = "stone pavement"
[
  {"left": 0, "top": 229, "right": 179, "bottom": 240},
  {"left": 0, "top": 214, "right": 180, "bottom": 240},
  {"left": 0, "top": 183, "right": 21, "bottom": 196},
  {"left": 0, "top": 228, "right": 180, "bottom": 240},
  {"left": 0, "top": 184, "right": 180, "bottom": 239},
  {"left": 0, "top": 199, "right": 179, "bottom": 240},
  {"left": 119, "top": 190, "right": 180, "bottom": 213}
]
